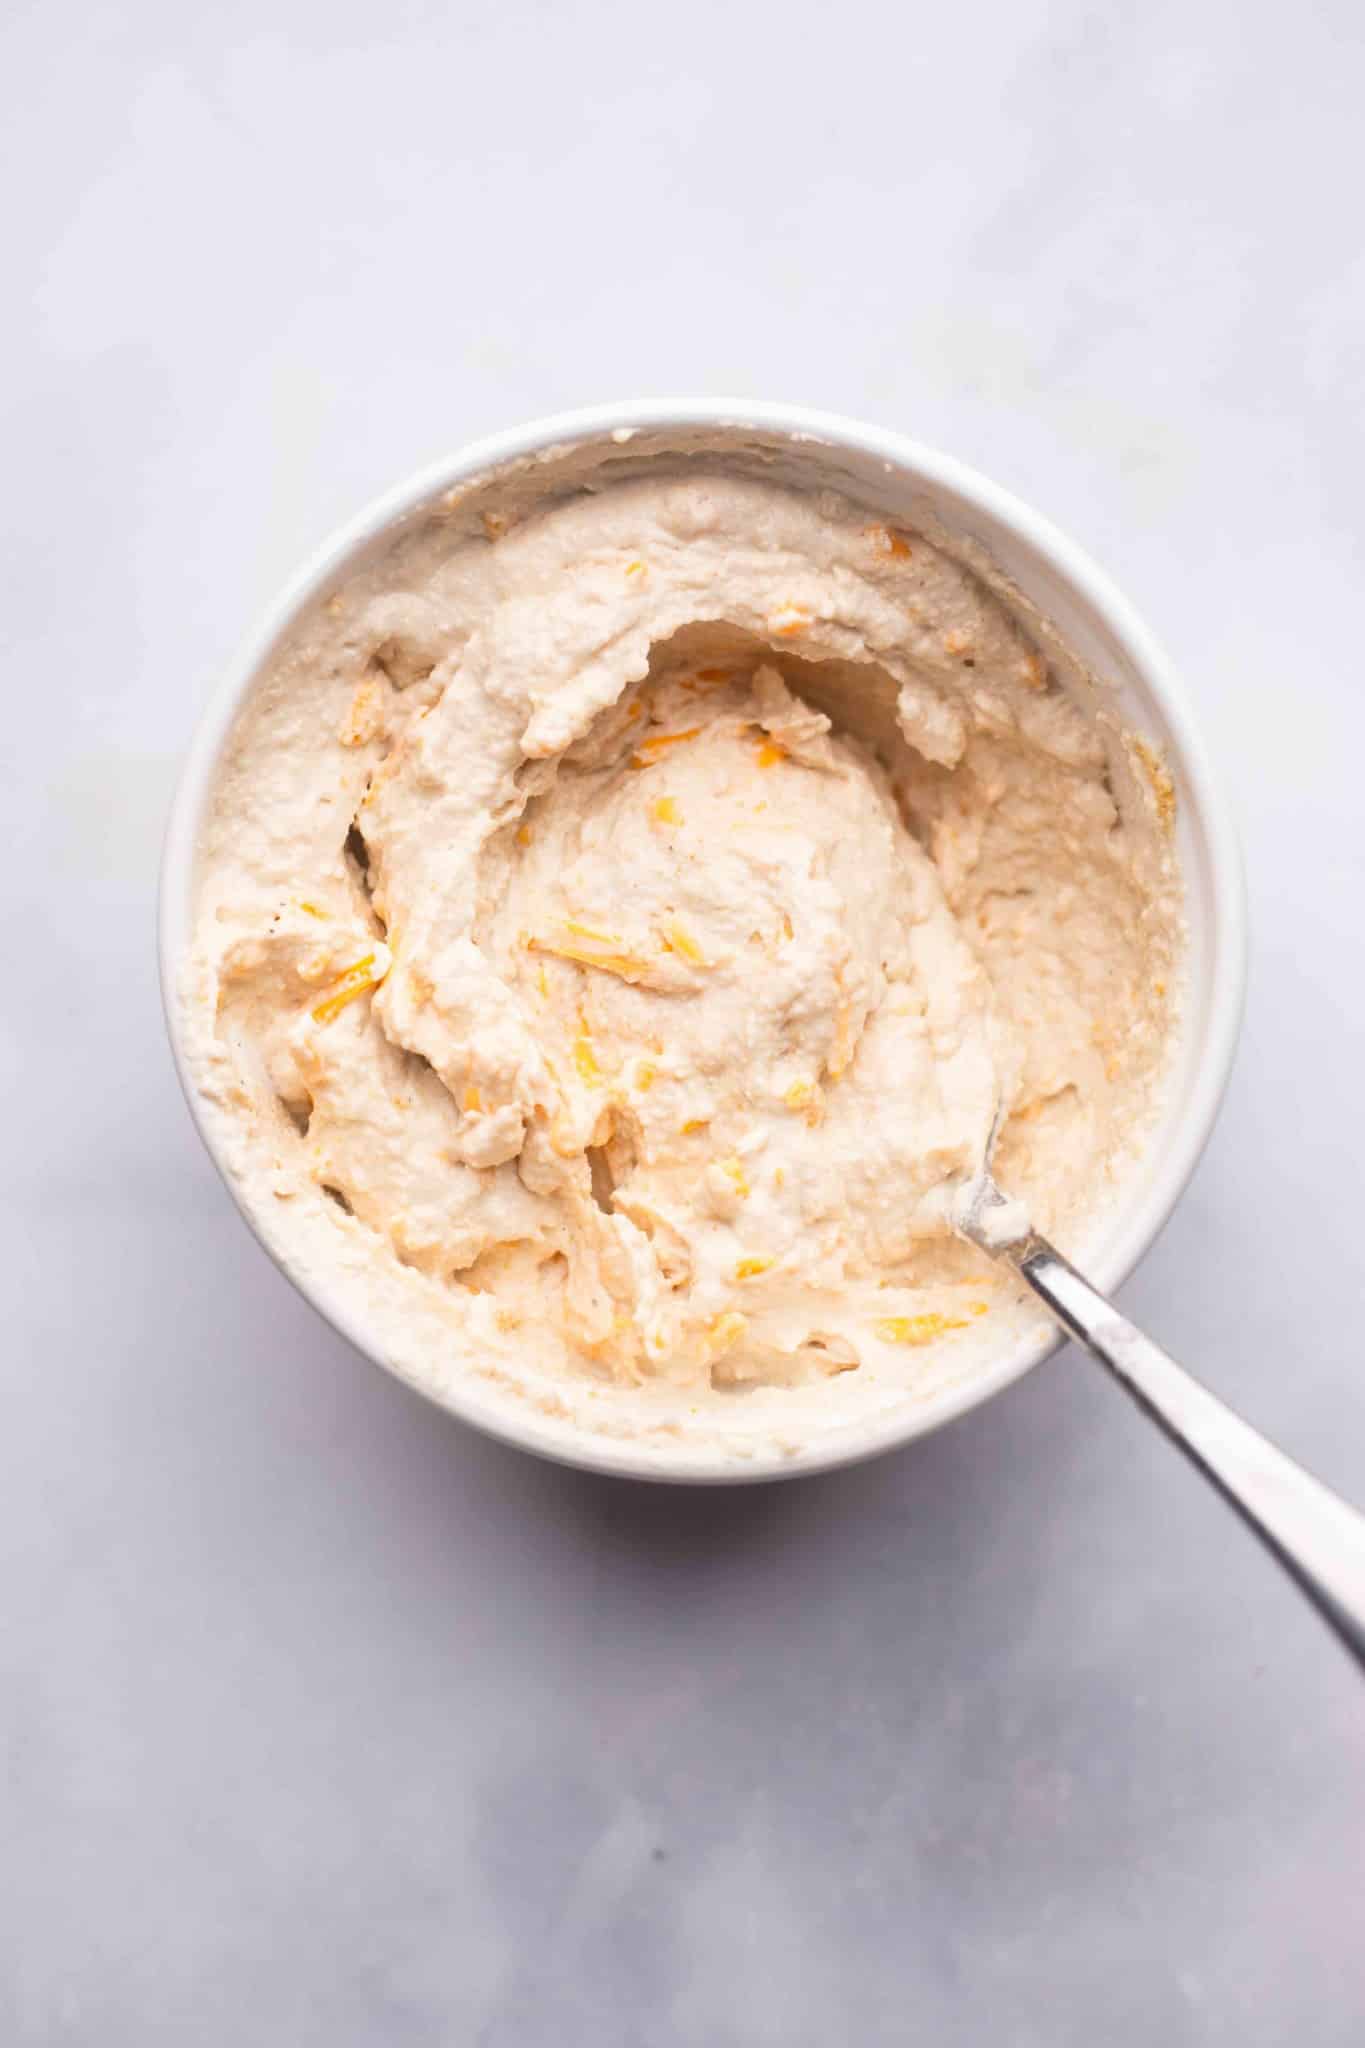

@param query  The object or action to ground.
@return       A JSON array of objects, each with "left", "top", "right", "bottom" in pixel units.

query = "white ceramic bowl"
[{"left": 160, "top": 400, "right": 1245, "bottom": 1483}]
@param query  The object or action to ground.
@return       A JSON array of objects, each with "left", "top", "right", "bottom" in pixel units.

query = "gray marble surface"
[{"left": 6, "top": 1, "right": 1365, "bottom": 2040}]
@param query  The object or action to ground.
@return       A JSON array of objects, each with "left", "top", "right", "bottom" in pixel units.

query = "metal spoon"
[{"left": 954, "top": 1163, "right": 1365, "bottom": 1672}]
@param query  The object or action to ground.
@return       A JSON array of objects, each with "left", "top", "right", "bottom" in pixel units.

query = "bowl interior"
[{"left": 162, "top": 404, "right": 1244, "bottom": 1482}]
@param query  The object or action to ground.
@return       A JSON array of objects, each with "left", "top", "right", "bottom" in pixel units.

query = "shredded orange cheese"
[
  {"left": 865, "top": 524, "right": 913, "bottom": 560},
  {"left": 650, "top": 796, "right": 681, "bottom": 827},
  {"left": 634, "top": 1061, "right": 658, "bottom": 1092},
  {"left": 660, "top": 920, "right": 706, "bottom": 965},
  {"left": 533, "top": 936, "right": 653, "bottom": 983},
  {"left": 734, "top": 1256, "right": 775, "bottom": 1280},
  {"left": 875, "top": 1312, "right": 975, "bottom": 1346},
  {"left": 767, "top": 604, "right": 809, "bottom": 638},
  {"left": 573, "top": 1023, "right": 601, "bottom": 1083},
  {"left": 632, "top": 726, "right": 702, "bottom": 766},
  {"left": 707, "top": 1312, "right": 748, "bottom": 1355},
  {"left": 310, "top": 955, "right": 381, "bottom": 1025},
  {"left": 462, "top": 1084, "right": 483, "bottom": 1113},
  {"left": 528, "top": 919, "right": 669, "bottom": 984},
  {"left": 717, "top": 1156, "right": 750, "bottom": 1199},
  {"left": 755, "top": 738, "right": 786, "bottom": 768},
  {"left": 299, "top": 901, "right": 326, "bottom": 919}
]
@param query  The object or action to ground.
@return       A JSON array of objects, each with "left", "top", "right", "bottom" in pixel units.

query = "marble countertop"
[{"left": 6, "top": 1, "right": 1365, "bottom": 2039}]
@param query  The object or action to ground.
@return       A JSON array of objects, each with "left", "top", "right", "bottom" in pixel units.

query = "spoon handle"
[{"left": 1007, "top": 1232, "right": 1365, "bottom": 1672}]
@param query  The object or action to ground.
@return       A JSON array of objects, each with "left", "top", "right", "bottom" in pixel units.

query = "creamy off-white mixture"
[{"left": 181, "top": 453, "right": 1180, "bottom": 1452}]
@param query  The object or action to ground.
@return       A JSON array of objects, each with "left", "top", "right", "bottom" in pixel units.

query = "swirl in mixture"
[{"left": 190, "top": 473, "right": 1177, "bottom": 1397}]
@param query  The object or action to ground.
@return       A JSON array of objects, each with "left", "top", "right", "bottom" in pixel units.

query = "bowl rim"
[{"left": 159, "top": 397, "right": 1247, "bottom": 1484}]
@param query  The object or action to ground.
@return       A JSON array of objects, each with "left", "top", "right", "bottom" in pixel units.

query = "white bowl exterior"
[{"left": 160, "top": 401, "right": 1246, "bottom": 1483}]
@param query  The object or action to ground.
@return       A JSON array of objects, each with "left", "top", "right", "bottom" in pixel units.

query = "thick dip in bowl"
[{"left": 162, "top": 404, "right": 1243, "bottom": 1480}]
